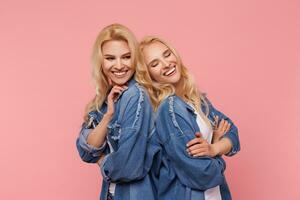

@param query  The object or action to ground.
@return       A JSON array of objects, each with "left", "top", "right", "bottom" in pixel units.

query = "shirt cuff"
[
  {"left": 220, "top": 134, "right": 240, "bottom": 157},
  {"left": 78, "top": 128, "right": 107, "bottom": 157}
]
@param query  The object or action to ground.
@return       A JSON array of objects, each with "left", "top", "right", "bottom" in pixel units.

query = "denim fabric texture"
[
  {"left": 150, "top": 94, "right": 240, "bottom": 200},
  {"left": 76, "top": 79, "right": 159, "bottom": 200}
]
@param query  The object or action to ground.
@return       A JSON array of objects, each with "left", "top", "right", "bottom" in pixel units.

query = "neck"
[{"left": 174, "top": 78, "right": 187, "bottom": 101}]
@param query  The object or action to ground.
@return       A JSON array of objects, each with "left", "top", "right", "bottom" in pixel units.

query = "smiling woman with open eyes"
[{"left": 76, "top": 24, "right": 158, "bottom": 200}]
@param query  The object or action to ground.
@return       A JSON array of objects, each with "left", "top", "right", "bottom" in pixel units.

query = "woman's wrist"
[
  {"left": 211, "top": 143, "right": 221, "bottom": 157},
  {"left": 103, "top": 113, "right": 113, "bottom": 122}
]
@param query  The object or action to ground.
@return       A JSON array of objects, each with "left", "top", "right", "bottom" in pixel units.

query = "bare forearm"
[
  {"left": 87, "top": 114, "right": 112, "bottom": 148},
  {"left": 212, "top": 137, "right": 233, "bottom": 156}
]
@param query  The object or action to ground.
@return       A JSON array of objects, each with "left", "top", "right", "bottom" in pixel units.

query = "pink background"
[{"left": 1, "top": 0, "right": 299, "bottom": 199}]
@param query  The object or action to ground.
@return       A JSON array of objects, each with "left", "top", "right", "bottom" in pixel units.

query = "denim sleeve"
[
  {"left": 76, "top": 112, "right": 108, "bottom": 163},
  {"left": 205, "top": 96, "right": 241, "bottom": 156},
  {"left": 155, "top": 102, "right": 226, "bottom": 190},
  {"left": 101, "top": 90, "right": 154, "bottom": 182}
]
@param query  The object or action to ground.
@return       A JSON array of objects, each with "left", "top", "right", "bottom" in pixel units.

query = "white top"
[{"left": 190, "top": 104, "right": 222, "bottom": 200}]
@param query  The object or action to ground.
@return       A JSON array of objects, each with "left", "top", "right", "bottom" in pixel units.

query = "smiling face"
[
  {"left": 142, "top": 41, "right": 181, "bottom": 86},
  {"left": 101, "top": 40, "right": 134, "bottom": 85}
]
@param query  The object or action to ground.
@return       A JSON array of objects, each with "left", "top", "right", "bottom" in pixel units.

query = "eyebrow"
[
  {"left": 147, "top": 48, "right": 169, "bottom": 66},
  {"left": 122, "top": 52, "right": 131, "bottom": 56},
  {"left": 103, "top": 54, "right": 114, "bottom": 57},
  {"left": 103, "top": 52, "right": 131, "bottom": 57}
]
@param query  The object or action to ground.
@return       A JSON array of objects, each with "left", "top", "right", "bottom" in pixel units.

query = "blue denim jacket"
[
  {"left": 151, "top": 94, "right": 240, "bottom": 200},
  {"left": 76, "top": 79, "right": 159, "bottom": 200}
]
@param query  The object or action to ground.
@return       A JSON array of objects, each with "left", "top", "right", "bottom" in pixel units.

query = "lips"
[
  {"left": 111, "top": 70, "right": 129, "bottom": 78},
  {"left": 163, "top": 66, "right": 176, "bottom": 76}
]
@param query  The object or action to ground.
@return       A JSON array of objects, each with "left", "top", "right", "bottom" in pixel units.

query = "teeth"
[
  {"left": 164, "top": 67, "right": 175, "bottom": 76},
  {"left": 113, "top": 71, "right": 126, "bottom": 76}
]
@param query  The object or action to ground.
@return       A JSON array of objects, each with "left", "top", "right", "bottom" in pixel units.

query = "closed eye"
[
  {"left": 163, "top": 50, "right": 171, "bottom": 57},
  {"left": 150, "top": 60, "right": 159, "bottom": 67}
]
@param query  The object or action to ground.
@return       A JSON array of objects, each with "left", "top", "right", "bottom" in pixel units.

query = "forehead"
[
  {"left": 102, "top": 40, "right": 130, "bottom": 54},
  {"left": 143, "top": 41, "right": 168, "bottom": 59}
]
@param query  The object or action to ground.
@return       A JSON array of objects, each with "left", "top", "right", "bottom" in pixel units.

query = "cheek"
[
  {"left": 176, "top": 65, "right": 182, "bottom": 75},
  {"left": 171, "top": 55, "right": 177, "bottom": 62},
  {"left": 124, "top": 59, "right": 132, "bottom": 67},
  {"left": 149, "top": 68, "right": 161, "bottom": 82},
  {"left": 102, "top": 61, "right": 111, "bottom": 75}
]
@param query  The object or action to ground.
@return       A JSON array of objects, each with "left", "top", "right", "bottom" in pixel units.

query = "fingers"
[
  {"left": 192, "top": 152, "right": 210, "bottom": 157},
  {"left": 224, "top": 121, "right": 231, "bottom": 133},
  {"left": 108, "top": 85, "right": 128, "bottom": 102},
  {"left": 187, "top": 142, "right": 209, "bottom": 152},
  {"left": 108, "top": 78, "right": 113, "bottom": 86},
  {"left": 195, "top": 132, "right": 202, "bottom": 138},
  {"left": 218, "top": 119, "right": 225, "bottom": 132},
  {"left": 188, "top": 147, "right": 209, "bottom": 156},
  {"left": 186, "top": 136, "right": 205, "bottom": 147},
  {"left": 214, "top": 117, "right": 231, "bottom": 135},
  {"left": 187, "top": 142, "right": 210, "bottom": 157},
  {"left": 213, "top": 115, "right": 219, "bottom": 128},
  {"left": 220, "top": 119, "right": 230, "bottom": 134}
]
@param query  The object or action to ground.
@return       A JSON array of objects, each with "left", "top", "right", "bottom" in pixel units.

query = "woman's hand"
[
  {"left": 105, "top": 79, "right": 128, "bottom": 119},
  {"left": 212, "top": 116, "right": 231, "bottom": 143},
  {"left": 186, "top": 133, "right": 218, "bottom": 157}
]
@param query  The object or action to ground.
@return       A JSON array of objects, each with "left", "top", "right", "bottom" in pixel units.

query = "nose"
[
  {"left": 161, "top": 58, "right": 170, "bottom": 68},
  {"left": 115, "top": 58, "right": 123, "bottom": 70}
]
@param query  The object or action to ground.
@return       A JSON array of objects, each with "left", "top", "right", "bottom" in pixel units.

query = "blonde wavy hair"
[
  {"left": 139, "top": 36, "right": 212, "bottom": 129},
  {"left": 83, "top": 24, "right": 155, "bottom": 122}
]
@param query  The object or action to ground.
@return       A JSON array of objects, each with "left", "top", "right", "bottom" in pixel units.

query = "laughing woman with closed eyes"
[
  {"left": 140, "top": 37, "right": 241, "bottom": 200},
  {"left": 76, "top": 24, "right": 158, "bottom": 200}
]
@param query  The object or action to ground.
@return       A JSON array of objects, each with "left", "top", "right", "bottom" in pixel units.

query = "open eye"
[
  {"left": 123, "top": 55, "right": 131, "bottom": 60},
  {"left": 105, "top": 57, "right": 115, "bottom": 61}
]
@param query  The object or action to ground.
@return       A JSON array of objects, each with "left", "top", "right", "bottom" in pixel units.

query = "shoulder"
[
  {"left": 157, "top": 95, "right": 188, "bottom": 118},
  {"left": 118, "top": 83, "right": 143, "bottom": 106},
  {"left": 200, "top": 92, "right": 211, "bottom": 104},
  {"left": 200, "top": 92, "right": 213, "bottom": 111},
  {"left": 119, "top": 82, "right": 152, "bottom": 112}
]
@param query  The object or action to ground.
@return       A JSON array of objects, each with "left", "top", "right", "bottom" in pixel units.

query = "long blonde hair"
[
  {"left": 84, "top": 24, "right": 155, "bottom": 121},
  {"left": 139, "top": 36, "right": 212, "bottom": 129}
]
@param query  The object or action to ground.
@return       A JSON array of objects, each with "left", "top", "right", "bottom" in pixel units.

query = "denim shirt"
[
  {"left": 151, "top": 94, "right": 240, "bottom": 200},
  {"left": 76, "top": 78, "right": 159, "bottom": 200}
]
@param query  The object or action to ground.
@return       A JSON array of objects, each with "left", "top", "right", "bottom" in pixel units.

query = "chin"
[
  {"left": 113, "top": 79, "right": 128, "bottom": 85},
  {"left": 169, "top": 76, "right": 181, "bottom": 85},
  {"left": 111, "top": 76, "right": 132, "bottom": 85}
]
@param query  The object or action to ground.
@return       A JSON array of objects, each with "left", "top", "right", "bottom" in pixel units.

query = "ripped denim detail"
[
  {"left": 168, "top": 96, "right": 184, "bottom": 135},
  {"left": 108, "top": 123, "right": 121, "bottom": 141},
  {"left": 86, "top": 110, "right": 102, "bottom": 129},
  {"left": 131, "top": 83, "right": 145, "bottom": 128}
]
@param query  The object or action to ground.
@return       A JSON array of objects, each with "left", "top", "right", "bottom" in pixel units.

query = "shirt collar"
[
  {"left": 172, "top": 95, "right": 197, "bottom": 115},
  {"left": 127, "top": 77, "right": 136, "bottom": 87}
]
